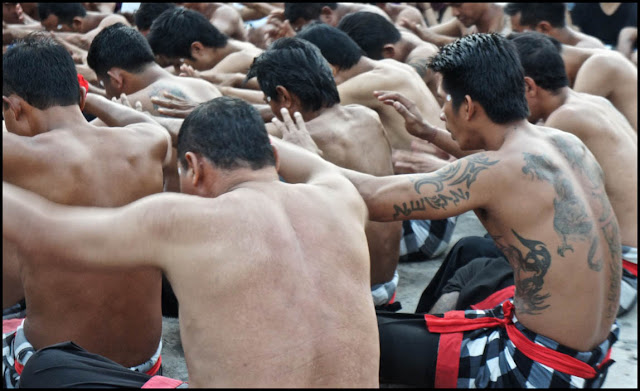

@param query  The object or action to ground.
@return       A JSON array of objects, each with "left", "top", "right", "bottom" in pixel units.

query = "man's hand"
[
  {"left": 272, "top": 108, "right": 323, "bottom": 157},
  {"left": 264, "top": 10, "right": 296, "bottom": 46},
  {"left": 374, "top": 90, "right": 437, "bottom": 142},
  {"left": 392, "top": 148, "right": 450, "bottom": 174},
  {"left": 178, "top": 64, "right": 201, "bottom": 79},
  {"left": 113, "top": 93, "right": 143, "bottom": 112},
  {"left": 150, "top": 91, "right": 199, "bottom": 118}
]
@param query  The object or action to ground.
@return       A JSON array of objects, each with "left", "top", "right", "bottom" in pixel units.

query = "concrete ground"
[{"left": 160, "top": 211, "right": 638, "bottom": 387}]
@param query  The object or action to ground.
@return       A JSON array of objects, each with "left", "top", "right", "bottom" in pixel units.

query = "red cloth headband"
[{"left": 77, "top": 74, "right": 89, "bottom": 99}]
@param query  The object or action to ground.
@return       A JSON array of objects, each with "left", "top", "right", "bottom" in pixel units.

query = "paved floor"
[{"left": 160, "top": 211, "right": 638, "bottom": 387}]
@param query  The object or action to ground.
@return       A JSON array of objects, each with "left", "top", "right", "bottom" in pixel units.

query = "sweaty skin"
[{"left": 2, "top": 95, "right": 170, "bottom": 367}]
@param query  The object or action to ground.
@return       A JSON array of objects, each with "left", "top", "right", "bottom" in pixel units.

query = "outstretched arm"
[{"left": 3, "top": 181, "right": 173, "bottom": 271}]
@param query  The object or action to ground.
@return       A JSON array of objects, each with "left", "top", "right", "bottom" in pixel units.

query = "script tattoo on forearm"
[
  {"left": 495, "top": 231, "right": 551, "bottom": 314},
  {"left": 391, "top": 154, "right": 498, "bottom": 219}
]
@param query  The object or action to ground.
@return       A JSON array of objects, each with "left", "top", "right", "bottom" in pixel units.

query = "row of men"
[{"left": 3, "top": 2, "right": 637, "bottom": 388}]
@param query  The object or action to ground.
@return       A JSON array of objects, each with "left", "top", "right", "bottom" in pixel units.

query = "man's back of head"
[
  {"left": 246, "top": 37, "right": 340, "bottom": 112},
  {"left": 147, "top": 7, "right": 228, "bottom": 62},
  {"left": 504, "top": 3, "right": 566, "bottom": 32},
  {"left": 296, "top": 22, "right": 363, "bottom": 70},
  {"left": 337, "top": 11, "right": 401, "bottom": 60},
  {"left": 38, "top": 2, "right": 86, "bottom": 31},
  {"left": 134, "top": 2, "right": 177, "bottom": 35},
  {"left": 3, "top": 33, "right": 80, "bottom": 111},
  {"left": 429, "top": 33, "right": 530, "bottom": 124},
  {"left": 507, "top": 31, "right": 569, "bottom": 93},
  {"left": 284, "top": 3, "right": 337, "bottom": 25},
  {"left": 178, "top": 97, "right": 276, "bottom": 172},
  {"left": 87, "top": 23, "right": 156, "bottom": 81}
]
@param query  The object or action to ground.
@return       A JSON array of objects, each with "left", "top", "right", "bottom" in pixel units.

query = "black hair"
[
  {"left": 337, "top": 12, "right": 400, "bottom": 60},
  {"left": 87, "top": 23, "right": 155, "bottom": 79},
  {"left": 507, "top": 32, "right": 568, "bottom": 93},
  {"left": 429, "top": 33, "right": 529, "bottom": 124},
  {"left": 177, "top": 97, "right": 276, "bottom": 170},
  {"left": 134, "top": 3, "right": 177, "bottom": 31},
  {"left": 504, "top": 3, "right": 566, "bottom": 29},
  {"left": 283, "top": 3, "right": 337, "bottom": 23},
  {"left": 296, "top": 23, "right": 363, "bottom": 70},
  {"left": 147, "top": 7, "right": 228, "bottom": 60},
  {"left": 3, "top": 33, "right": 79, "bottom": 109},
  {"left": 246, "top": 37, "right": 340, "bottom": 112},
  {"left": 37, "top": 3, "right": 86, "bottom": 25}
]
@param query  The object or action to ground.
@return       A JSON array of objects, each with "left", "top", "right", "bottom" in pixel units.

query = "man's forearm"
[
  {"left": 271, "top": 136, "right": 334, "bottom": 184},
  {"left": 84, "top": 94, "right": 157, "bottom": 128}
]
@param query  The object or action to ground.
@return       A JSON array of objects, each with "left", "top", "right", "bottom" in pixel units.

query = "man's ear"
[
  {"left": 534, "top": 21, "right": 553, "bottom": 34},
  {"left": 71, "top": 16, "right": 83, "bottom": 32},
  {"left": 319, "top": 6, "right": 336, "bottom": 25},
  {"left": 106, "top": 69, "right": 124, "bottom": 91},
  {"left": 78, "top": 87, "right": 87, "bottom": 111},
  {"left": 2, "top": 95, "right": 23, "bottom": 121},
  {"left": 524, "top": 76, "right": 537, "bottom": 97},
  {"left": 190, "top": 41, "right": 205, "bottom": 59},
  {"left": 463, "top": 94, "right": 475, "bottom": 120},
  {"left": 185, "top": 151, "right": 203, "bottom": 187},
  {"left": 382, "top": 44, "right": 396, "bottom": 59},
  {"left": 275, "top": 85, "right": 292, "bottom": 108}
]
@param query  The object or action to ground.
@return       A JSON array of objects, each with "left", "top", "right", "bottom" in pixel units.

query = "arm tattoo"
[
  {"left": 495, "top": 230, "right": 551, "bottom": 315},
  {"left": 391, "top": 154, "right": 498, "bottom": 219}
]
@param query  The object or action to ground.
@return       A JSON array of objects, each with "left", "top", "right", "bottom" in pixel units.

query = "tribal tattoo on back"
[{"left": 391, "top": 154, "right": 498, "bottom": 219}]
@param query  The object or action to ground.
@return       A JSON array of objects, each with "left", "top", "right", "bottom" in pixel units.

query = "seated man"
[
  {"left": 2, "top": 34, "right": 173, "bottom": 387},
  {"left": 87, "top": 23, "right": 222, "bottom": 191},
  {"left": 401, "top": 2, "right": 509, "bottom": 47},
  {"left": 337, "top": 11, "right": 442, "bottom": 104},
  {"left": 133, "top": 2, "right": 177, "bottom": 37},
  {"left": 147, "top": 8, "right": 262, "bottom": 87},
  {"left": 37, "top": 2, "right": 130, "bottom": 49},
  {"left": 181, "top": 2, "right": 248, "bottom": 41},
  {"left": 246, "top": 37, "right": 402, "bottom": 307},
  {"left": 505, "top": 3, "right": 606, "bottom": 48},
  {"left": 335, "top": 33, "right": 620, "bottom": 387},
  {"left": 7, "top": 96, "right": 380, "bottom": 388}
]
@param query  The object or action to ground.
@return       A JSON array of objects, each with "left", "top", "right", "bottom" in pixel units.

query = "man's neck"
[
  {"left": 482, "top": 118, "right": 530, "bottom": 151},
  {"left": 125, "top": 64, "right": 168, "bottom": 94},
  {"left": 540, "top": 87, "right": 570, "bottom": 122},
  {"left": 476, "top": 4, "right": 504, "bottom": 33},
  {"left": 31, "top": 105, "right": 89, "bottom": 135},
  {"left": 334, "top": 57, "right": 375, "bottom": 84},
  {"left": 551, "top": 27, "right": 582, "bottom": 47},
  {"left": 395, "top": 38, "right": 415, "bottom": 62},
  {"left": 216, "top": 167, "right": 281, "bottom": 197}
]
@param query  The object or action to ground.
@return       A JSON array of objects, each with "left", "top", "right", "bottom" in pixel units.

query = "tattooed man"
[{"left": 276, "top": 33, "right": 622, "bottom": 388}]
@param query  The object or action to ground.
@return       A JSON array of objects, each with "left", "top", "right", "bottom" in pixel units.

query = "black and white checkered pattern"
[
  {"left": 399, "top": 217, "right": 458, "bottom": 262},
  {"left": 433, "top": 302, "right": 620, "bottom": 388}
]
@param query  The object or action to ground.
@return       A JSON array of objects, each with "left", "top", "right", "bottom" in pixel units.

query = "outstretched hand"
[
  {"left": 392, "top": 148, "right": 450, "bottom": 174},
  {"left": 150, "top": 91, "right": 198, "bottom": 118},
  {"left": 374, "top": 90, "right": 436, "bottom": 142},
  {"left": 112, "top": 93, "right": 143, "bottom": 112},
  {"left": 272, "top": 108, "right": 323, "bottom": 157},
  {"left": 178, "top": 64, "right": 200, "bottom": 79}
]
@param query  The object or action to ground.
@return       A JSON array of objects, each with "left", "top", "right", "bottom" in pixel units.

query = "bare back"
[
  {"left": 473, "top": 126, "right": 621, "bottom": 351},
  {"left": 159, "top": 181, "right": 379, "bottom": 387},
  {"left": 2, "top": 124, "right": 167, "bottom": 366},
  {"left": 306, "top": 104, "right": 402, "bottom": 285},
  {"left": 546, "top": 91, "right": 637, "bottom": 247},
  {"left": 338, "top": 59, "right": 445, "bottom": 151}
]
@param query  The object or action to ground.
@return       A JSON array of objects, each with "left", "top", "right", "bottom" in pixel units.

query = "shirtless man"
[
  {"left": 246, "top": 37, "right": 402, "bottom": 306},
  {"left": 38, "top": 2, "right": 130, "bottom": 50},
  {"left": 337, "top": 11, "right": 442, "bottom": 104},
  {"left": 279, "top": 2, "right": 391, "bottom": 33},
  {"left": 286, "top": 33, "right": 621, "bottom": 387},
  {"left": 509, "top": 31, "right": 637, "bottom": 314},
  {"left": 8, "top": 96, "right": 380, "bottom": 388},
  {"left": 296, "top": 23, "right": 445, "bottom": 156},
  {"left": 133, "top": 2, "right": 177, "bottom": 37},
  {"left": 182, "top": 2, "right": 248, "bottom": 41},
  {"left": 147, "top": 8, "right": 262, "bottom": 88},
  {"left": 559, "top": 44, "right": 637, "bottom": 131},
  {"left": 87, "top": 23, "right": 221, "bottom": 191},
  {"left": 2, "top": 35, "right": 172, "bottom": 387},
  {"left": 401, "top": 3, "right": 509, "bottom": 47},
  {"left": 505, "top": 3, "right": 606, "bottom": 49},
  {"left": 375, "top": 2, "right": 428, "bottom": 29}
]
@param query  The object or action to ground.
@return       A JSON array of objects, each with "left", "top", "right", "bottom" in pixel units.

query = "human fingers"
[
  {"left": 134, "top": 101, "right": 143, "bottom": 112},
  {"left": 156, "top": 107, "right": 190, "bottom": 119},
  {"left": 271, "top": 117, "right": 287, "bottom": 136},
  {"left": 280, "top": 108, "right": 297, "bottom": 132},
  {"left": 292, "top": 111, "right": 307, "bottom": 133},
  {"left": 161, "top": 91, "right": 187, "bottom": 102},
  {"left": 393, "top": 160, "right": 417, "bottom": 175}
]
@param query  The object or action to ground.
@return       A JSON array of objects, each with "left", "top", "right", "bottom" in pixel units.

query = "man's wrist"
[{"left": 421, "top": 122, "right": 437, "bottom": 142}]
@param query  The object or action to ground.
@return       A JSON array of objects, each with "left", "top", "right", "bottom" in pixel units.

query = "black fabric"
[
  {"left": 18, "top": 341, "right": 152, "bottom": 388},
  {"left": 376, "top": 311, "right": 439, "bottom": 387},
  {"left": 415, "top": 235, "right": 506, "bottom": 313},
  {"left": 443, "top": 256, "right": 514, "bottom": 310},
  {"left": 161, "top": 273, "right": 180, "bottom": 318},
  {"left": 571, "top": 3, "right": 637, "bottom": 47}
]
